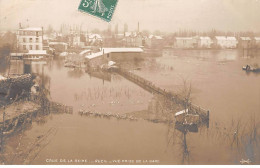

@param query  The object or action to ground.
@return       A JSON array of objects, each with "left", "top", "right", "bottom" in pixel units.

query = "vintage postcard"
[{"left": 0, "top": 0, "right": 260, "bottom": 166}]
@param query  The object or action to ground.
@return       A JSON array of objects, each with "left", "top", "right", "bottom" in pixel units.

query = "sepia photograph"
[{"left": 0, "top": 0, "right": 260, "bottom": 166}]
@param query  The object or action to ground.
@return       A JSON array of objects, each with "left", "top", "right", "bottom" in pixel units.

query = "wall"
[{"left": 17, "top": 30, "right": 43, "bottom": 52}]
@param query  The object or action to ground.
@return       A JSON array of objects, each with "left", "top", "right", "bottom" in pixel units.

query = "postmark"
[{"left": 78, "top": 0, "right": 118, "bottom": 22}]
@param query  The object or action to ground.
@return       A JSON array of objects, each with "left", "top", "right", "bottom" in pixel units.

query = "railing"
[{"left": 116, "top": 68, "right": 209, "bottom": 118}]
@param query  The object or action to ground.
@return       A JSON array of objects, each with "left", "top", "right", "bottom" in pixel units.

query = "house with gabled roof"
[{"left": 214, "top": 36, "right": 238, "bottom": 49}]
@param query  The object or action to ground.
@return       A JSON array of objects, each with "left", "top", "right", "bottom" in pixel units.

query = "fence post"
[{"left": 1, "top": 107, "right": 6, "bottom": 152}]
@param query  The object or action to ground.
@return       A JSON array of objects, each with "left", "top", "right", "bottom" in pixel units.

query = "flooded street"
[{"left": 2, "top": 49, "right": 260, "bottom": 165}]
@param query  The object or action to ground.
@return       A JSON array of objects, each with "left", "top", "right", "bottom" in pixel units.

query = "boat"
[{"left": 242, "top": 64, "right": 260, "bottom": 72}]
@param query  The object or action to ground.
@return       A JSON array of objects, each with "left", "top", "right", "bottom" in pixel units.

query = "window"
[
  {"left": 36, "top": 38, "right": 39, "bottom": 42},
  {"left": 29, "top": 45, "right": 33, "bottom": 50},
  {"left": 36, "top": 31, "right": 39, "bottom": 36},
  {"left": 29, "top": 38, "right": 33, "bottom": 42},
  {"left": 36, "top": 45, "right": 39, "bottom": 50}
]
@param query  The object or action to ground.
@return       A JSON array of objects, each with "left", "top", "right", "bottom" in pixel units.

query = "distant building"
[
  {"left": 198, "top": 37, "right": 212, "bottom": 48},
  {"left": 124, "top": 32, "right": 143, "bottom": 47},
  {"left": 115, "top": 33, "right": 124, "bottom": 40},
  {"left": 85, "top": 48, "right": 143, "bottom": 68},
  {"left": 214, "top": 36, "right": 238, "bottom": 49},
  {"left": 144, "top": 35, "right": 163, "bottom": 48},
  {"left": 14, "top": 26, "right": 49, "bottom": 60},
  {"left": 42, "top": 35, "right": 50, "bottom": 51},
  {"left": 69, "top": 34, "right": 84, "bottom": 48},
  {"left": 214, "top": 36, "right": 226, "bottom": 48},
  {"left": 174, "top": 37, "right": 197, "bottom": 49},
  {"left": 17, "top": 27, "right": 43, "bottom": 52},
  {"left": 85, "top": 34, "right": 103, "bottom": 46},
  {"left": 253, "top": 37, "right": 260, "bottom": 48},
  {"left": 226, "top": 37, "right": 238, "bottom": 49},
  {"left": 238, "top": 37, "right": 252, "bottom": 49}
]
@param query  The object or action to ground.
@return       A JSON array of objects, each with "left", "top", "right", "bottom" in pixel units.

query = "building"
[
  {"left": 124, "top": 32, "right": 143, "bottom": 47},
  {"left": 13, "top": 26, "right": 49, "bottom": 60},
  {"left": 198, "top": 37, "right": 212, "bottom": 48},
  {"left": 214, "top": 36, "right": 238, "bottom": 49},
  {"left": 226, "top": 37, "right": 238, "bottom": 48},
  {"left": 238, "top": 37, "right": 252, "bottom": 49},
  {"left": 85, "top": 48, "right": 143, "bottom": 68},
  {"left": 17, "top": 27, "right": 43, "bottom": 52},
  {"left": 253, "top": 37, "right": 260, "bottom": 48},
  {"left": 69, "top": 34, "right": 84, "bottom": 47},
  {"left": 144, "top": 35, "right": 163, "bottom": 48},
  {"left": 214, "top": 36, "right": 226, "bottom": 48},
  {"left": 174, "top": 37, "right": 197, "bottom": 49},
  {"left": 23, "top": 50, "right": 49, "bottom": 60},
  {"left": 85, "top": 34, "right": 103, "bottom": 46}
]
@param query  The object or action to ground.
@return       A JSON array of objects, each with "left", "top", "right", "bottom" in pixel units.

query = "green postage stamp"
[{"left": 78, "top": 0, "right": 118, "bottom": 22}]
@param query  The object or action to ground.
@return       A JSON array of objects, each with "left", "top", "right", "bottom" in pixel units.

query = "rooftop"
[
  {"left": 227, "top": 37, "right": 237, "bottom": 40},
  {"left": 200, "top": 37, "right": 211, "bottom": 40},
  {"left": 86, "top": 48, "right": 143, "bottom": 60},
  {"left": 149, "top": 35, "right": 163, "bottom": 39},
  {"left": 240, "top": 37, "right": 251, "bottom": 41},
  {"left": 175, "top": 37, "right": 193, "bottom": 40},
  {"left": 49, "top": 42, "right": 68, "bottom": 45},
  {"left": 26, "top": 50, "right": 47, "bottom": 55},
  {"left": 215, "top": 36, "right": 237, "bottom": 40},
  {"left": 87, "top": 34, "right": 102, "bottom": 39},
  {"left": 215, "top": 36, "right": 226, "bottom": 40},
  {"left": 19, "top": 27, "right": 42, "bottom": 31}
]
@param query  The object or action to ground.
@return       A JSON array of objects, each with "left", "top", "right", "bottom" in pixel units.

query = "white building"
[
  {"left": 226, "top": 37, "right": 238, "bottom": 49},
  {"left": 254, "top": 37, "right": 260, "bottom": 48},
  {"left": 124, "top": 32, "right": 143, "bottom": 47},
  {"left": 17, "top": 27, "right": 43, "bottom": 52},
  {"left": 214, "top": 36, "right": 238, "bottom": 49},
  {"left": 198, "top": 37, "right": 212, "bottom": 48},
  {"left": 85, "top": 48, "right": 143, "bottom": 68},
  {"left": 85, "top": 34, "right": 103, "bottom": 45}
]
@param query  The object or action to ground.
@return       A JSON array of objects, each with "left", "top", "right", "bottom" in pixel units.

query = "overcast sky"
[{"left": 0, "top": 0, "right": 260, "bottom": 32}]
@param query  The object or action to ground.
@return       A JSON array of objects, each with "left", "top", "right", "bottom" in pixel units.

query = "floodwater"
[{"left": 3, "top": 49, "right": 260, "bottom": 165}]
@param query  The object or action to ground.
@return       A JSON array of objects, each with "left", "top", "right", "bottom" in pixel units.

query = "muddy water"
[
  {"left": 4, "top": 50, "right": 260, "bottom": 165},
  {"left": 136, "top": 49, "right": 260, "bottom": 123}
]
